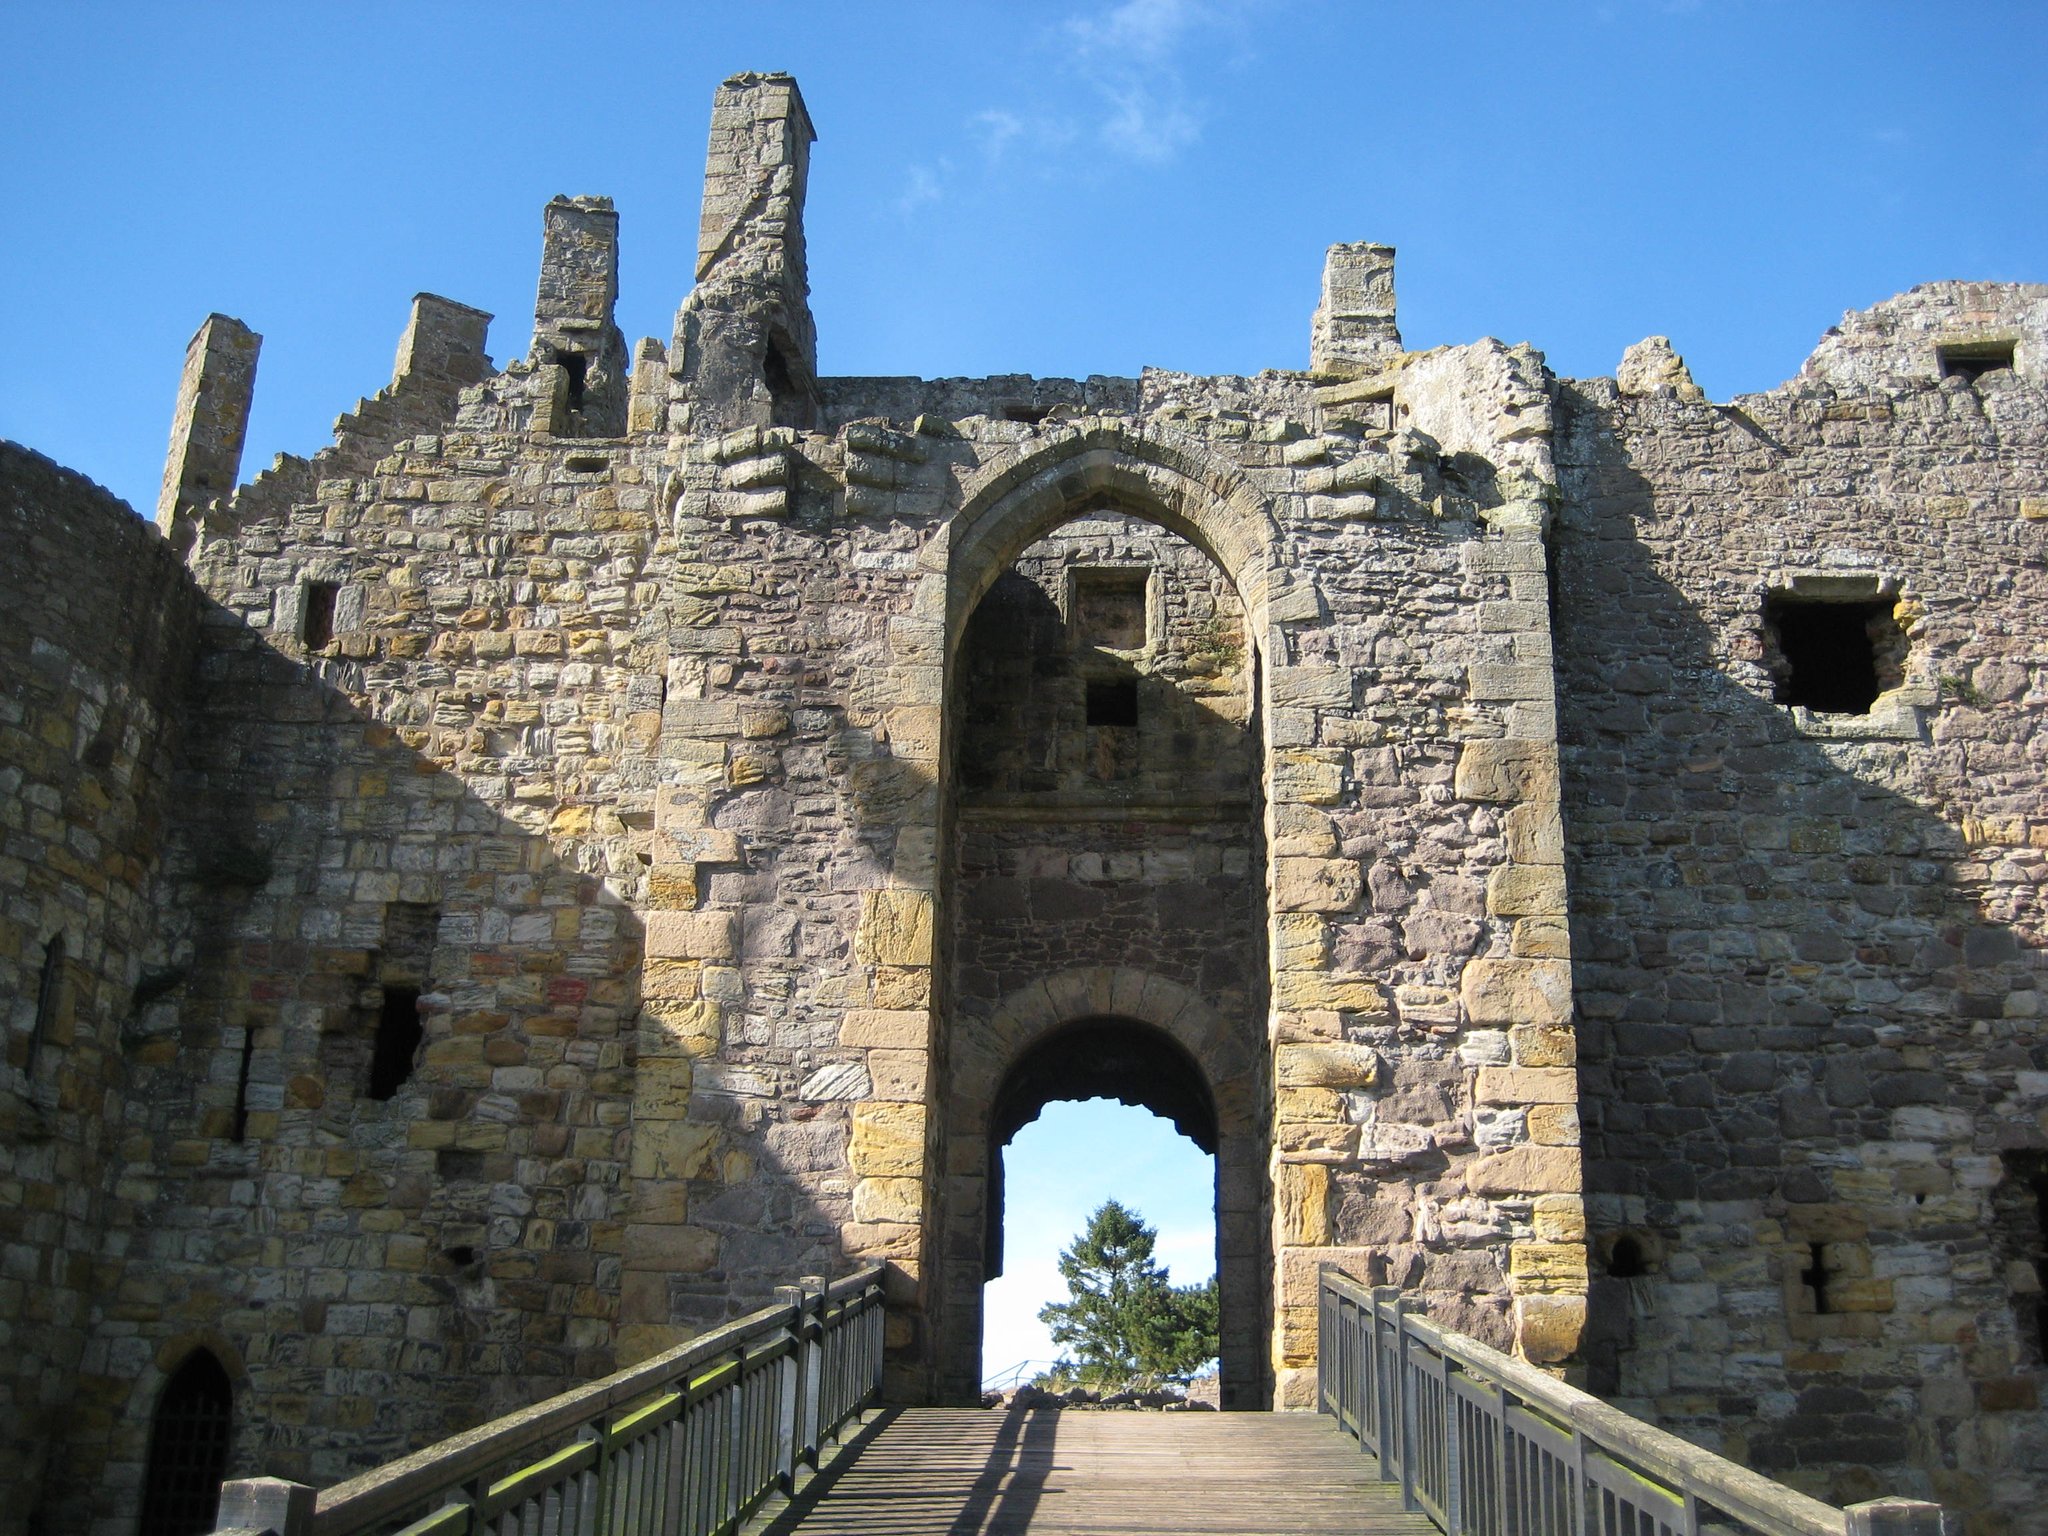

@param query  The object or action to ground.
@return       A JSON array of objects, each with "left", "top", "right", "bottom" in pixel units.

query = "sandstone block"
[
  {"left": 1475, "top": 1066, "right": 1576, "bottom": 1105},
  {"left": 645, "top": 910, "right": 737, "bottom": 960},
  {"left": 1513, "top": 1293, "right": 1585, "bottom": 1364},
  {"left": 1509, "top": 1241, "right": 1588, "bottom": 1290},
  {"left": 1466, "top": 1145, "right": 1581, "bottom": 1195},
  {"left": 1273, "top": 970, "right": 1385, "bottom": 1014},
  {"left": 1505, "top": 803, "right": 1563, "bottom": 865},
  {"left": 1532, "top": 1194, "right": 1586, "bottom": 1243},
  {"left": 635, "top": 1056, "right": 694, "bottom": 1117},
  {"left": 852, "top": 1176, "right": 924, "bottom": 1225},
  {"left": 1278, "top": 1162, "right": 1331, "bottom": 1246},
  {"left": 839, "top": 1009, "right": 928, "bottom": 1049},
  {"left": 1276, "top": 1042, "right": 1382, "bottom": 1090},
  {"left": 1274, "top": 857, "right": 1362, "bottom": 912},
  {"left": 1486, "top": 864, "right": 1566, "bottom": 917},
  {"left": 1272, "top": 750, "right": 1346, "bottom": 806},
  {"left": 1460, "top": 958, "right": 1572, "bottom": 1027},
  {"left": 628, "top": 1120, "right": 718, "bottom": 1182},
  {"left": 856, "top": 889, "right": 934, "bottom": 966},
  {"left": 850, "top": 1102, "right": 926, "bottom": 1177},
  {"left": 1511, "top": 1024, "right": 1576, "bottom": 1066},
  {"left": 621, "top": 1223, "right": 719, "bottom": 1273},
  {"left": 1270, "top": 666, "right": 1353, "bottom": 709},
  {"left": 1527, "top": 1104, "right": 1581, "bottom": 1145},
  {"left": 1453, "top": 739, "right": 1557, "bottom": 803},
  {"left": 866, "top": 1048, "right": 929, "bottom": 1101},
  {"left": 1510, "top": 918, "right": 1570, "bottom": 959}
]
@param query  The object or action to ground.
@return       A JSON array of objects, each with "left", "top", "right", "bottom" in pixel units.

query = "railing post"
[
  {"left": 1846, "top": 1499, "right": 1961, "bottom": 1536},
  {"left": 773, "top": 1284, "right": 806, "bottom": 1494},
  {"left": 1373, "top": 1286, "right": 1408, "bottom": 1498},
  {"left": 799, "top": 1275, "right": 826, "bottom": 1463},
  {"left": 214, "top": 1478, "right": 315, "bottom": 1536}
]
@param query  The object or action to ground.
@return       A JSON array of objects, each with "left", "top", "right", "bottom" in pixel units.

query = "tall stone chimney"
[{"left": 156, "top": 314, "right": 260, "bottom": 554}]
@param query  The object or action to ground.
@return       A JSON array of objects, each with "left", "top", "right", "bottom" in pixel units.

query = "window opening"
[
  {"left": 1801, "top": 1242, "right": 1833, "bottom": 1314},
  {"left": 763, "top": 336, "right": 809, "bottom": 429},
  {"left": 1605, "top": 1235, "right": 1648, "bottom": 1278},
  {"left": 368, "top": 986, "right": 422, "bottom": 1101},
  {"left": 1938, "top": 340, "right": 2016, "bottom": 384},
  {"left": 301, "top": 581, "right": 338, "bottom": 651},
  {"left": 554, "top": 349, "right": 588, "bottom": 413},
  {"left": 231, "top": 1027, "right": 257, "bottom": 1142},
  {"left": 26, "top": 933, "right": 64, "bottom": 1077},
  {"left": 2030, "top": 1166, "right": 2048, "bottom": 1362},
  {"left": 1073, "top": 569, "right": 1149, "bottom": 652},
  {"left": 1002, "top": 403, "right": 1050, "bottom": 425},
  {"left": 139, "top": 1351, "right": 233, "bottom": 1536},
  {"left": 1765, "top": 593, "right": 1900, "bottom": 714},
  {"left": 1086, "top": 680, "right": 1139, "bottom": 728}
]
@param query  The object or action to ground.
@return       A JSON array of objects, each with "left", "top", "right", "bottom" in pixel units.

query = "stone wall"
[
  {"left": 1556, "top": 286, "right": 2048, "bottom": 1526},
  {"left": 0, "top": 443, "right": 205, "bottom": 1536}
]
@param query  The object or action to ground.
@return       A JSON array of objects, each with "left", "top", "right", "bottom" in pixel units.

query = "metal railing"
[
  {"left": 213, "top": 1267, "right": 886, "bottom": 1536},
  {"left": 1317, "top": 1269, "right": 1954, "bottom": 1536}
]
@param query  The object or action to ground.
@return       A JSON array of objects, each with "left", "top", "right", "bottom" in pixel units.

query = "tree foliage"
[{"left": 1037, "top": 1200, "right": 1219, "bottom": 1389}]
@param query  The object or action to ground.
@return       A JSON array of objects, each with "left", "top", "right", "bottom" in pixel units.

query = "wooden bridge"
[
  {"left": 753, "top": 1407, "right": 1437, "bottom": 1536},
  {"left": 209, "top": 1268, "right": 1954, "bottom": 1536}
]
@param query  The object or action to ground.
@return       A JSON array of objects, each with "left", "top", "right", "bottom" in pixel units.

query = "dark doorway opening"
[{"left": 139, "top": 1352, "right": 233, "bottom": 1536}]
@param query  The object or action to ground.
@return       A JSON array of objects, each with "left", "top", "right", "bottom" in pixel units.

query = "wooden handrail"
[
  {"left": 1316, "top": 1268, "right": 1955, "bottom": 1536},
  {"left": 214, "top": 1264, "right": 886, "bottom": 1536}
]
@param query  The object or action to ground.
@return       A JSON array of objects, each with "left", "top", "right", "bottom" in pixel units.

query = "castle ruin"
[{"left": 5, "top": 70, "right": 2048, "bottom": 1535}]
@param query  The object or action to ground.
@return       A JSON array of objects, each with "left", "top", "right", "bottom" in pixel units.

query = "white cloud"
[
  {"left": 1063, "top": 0, "right": 1213, "bottom": 162},
  {"left": 895, "top": 162, "right": 946, "bottom": 217}
]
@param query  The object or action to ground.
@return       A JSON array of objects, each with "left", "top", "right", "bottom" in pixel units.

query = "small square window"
[
  {"left": 301, "top": 581, "right": 339, "bottom": 651},
  {"left": 1938, "top": 340, "right": 2016, "bottom": 385},
  {"left": 1764, "top": 592, "right": 1903, "bottom": 715},
  {"left": 1072, "top": 569, "right": 1148, "bottom": 651},
  {"left": 1086, "top": 679, "right": 1139, "bottom": 727}
]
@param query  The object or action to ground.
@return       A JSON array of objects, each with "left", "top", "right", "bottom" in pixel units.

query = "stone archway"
[{"left": 936, "top": 970, "right": 1266, "bottom": 1407}]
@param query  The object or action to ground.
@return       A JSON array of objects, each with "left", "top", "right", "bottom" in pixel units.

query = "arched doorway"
[
  {"left": 979, "top": 1018, "right": 1248, "bottom": 1398},
  {"left": 138, "top": 1350, "right": 233, "bottom": 1536}
]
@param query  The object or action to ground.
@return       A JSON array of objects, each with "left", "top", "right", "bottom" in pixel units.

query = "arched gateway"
[{"left": 931, "top": 427, "right": 1278, "bottom": 1406}]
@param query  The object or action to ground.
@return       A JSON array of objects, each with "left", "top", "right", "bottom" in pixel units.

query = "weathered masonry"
[{"left": 3, "top": 67, "right": 2046, "bottom": 1536}]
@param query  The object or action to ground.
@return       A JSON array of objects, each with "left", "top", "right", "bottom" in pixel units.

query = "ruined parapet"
[
  {"left": 670, "top": 72, "right": 820, "bottom": 433},
  {"left": 1311, "top": 243, "right": 1401, "bottom": 376},
  {"left": 1615, "top": 335, "right": 1704, "bottom": 401},
  {"left": 155, "top": 314, "right": 259, "bottom": 555},
  {"left": 1396, "top": 338, "right": 1558, "bottom": 505},
  {"left": 1798, "top": 279, "right": 2048, "bottom": 393},
  {"left": 530, "top": 196, "right": 629, "bottom": 436},
  {"left": 394, "top": 293, "right": 493, "bottom": 398}
]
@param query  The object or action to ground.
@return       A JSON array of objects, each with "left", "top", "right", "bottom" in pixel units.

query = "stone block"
[
  {"left": 1509, "top": 1024, "right": 1576, "bottom": 1066},
  {"left": 852, "top": 1176, "right": 924, "bottom": 1224},
  {"left": 1475, "top": 1066, "right": 1576, "bottom": 1105},
  {"left": 644, "top": 910, "right": 738, "bottom": 960},
  {"left": 1453, "top": 739, "right": 1557, "bottom": 803},
  {"left": 1276, "top": 1042, "right": 1382, "bottom": 1090},
  {"left": 866, "top": 1048, "right": 928, "bottom": 1101},
  {"left": 1527, "top": 1104, "right": 1580, "bottom": 1145},
  {"left": 856, "top": 889, "right": 934, "bottom": 966},
  {"left": 1513, "top": 1293, "right": 1585, "bottom": 1364},
  {"left": 1273, "top": 970, "right": 1385, "bottom": 1015},
  {"left": 1509, "top": 1241, "right": 1588, "bottom": 1290},
  {"left": 621, "top": 1223, "right": 718, "bottom": 1273},
  {"left": 1486, "top": 864, "right": 1566, "bottom": 917},
  {"left": 1278, "top": 1161, "right": 1332, "bottom": 1246},
  {"left": 1270, "top": 666, "right": 1353, "bottom": 709},
  {"left": 850, "top": 1102, "right": 926, "bottom": 1177},
  {"left": 1505, "top": 803, "right": 1563, "bottom": 865},
  {"left": 1274, "top": 857, "right": 1362, "bottom": 912},
  {"left": 1466, "top": 1145, "right": 1581, "bottom": 1195},
  {"left": 1272, "top": 750, "right": 1346, "bottom": 806},
  {"left": 628, "top": 1121, "right": 718, "bottom": 1182},
  {"left": 1460, "top": 958, "right": 1572, "bottom": 1027},
  {"left": 839, "top": 1009, "right": 928, "bottom": 1049}
]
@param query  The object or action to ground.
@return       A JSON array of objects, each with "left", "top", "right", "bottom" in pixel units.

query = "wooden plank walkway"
[{"left": 756, "top": 1408, "right": 1441, "bottom": 1535}]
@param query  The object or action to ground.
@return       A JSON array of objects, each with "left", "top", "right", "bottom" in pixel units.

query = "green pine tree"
[{"left": 1037, "top": 1200, "right": 1220, "bottom": 1390}]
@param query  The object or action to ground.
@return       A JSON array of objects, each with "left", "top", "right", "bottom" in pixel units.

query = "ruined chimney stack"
[
  {"left": 1311, "top": 243, "right": 1401, "bottom": 375},
  {"left": 155, "top": 314, "right": 260, "bottom": 555},
  {"left": 530, "top": 196, "right": 628, "bottom": 435},
  {"left": 671, "top": 72, "right": 820, "bottom": 434}
]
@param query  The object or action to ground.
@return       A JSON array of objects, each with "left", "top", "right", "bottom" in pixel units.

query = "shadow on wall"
[
  {"left": 1554, "top": 390, "right": 2048, "bottom": 1511},
  {"left": 28, "top": 584, "right": 874, "bottom": 1535}
]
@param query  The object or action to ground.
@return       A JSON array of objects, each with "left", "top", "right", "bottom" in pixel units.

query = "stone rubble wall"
[
  {"left": 0, "top": 444, "right": 206, "bottom": 1536},
  {"left": 1555, "top": 285, "right": 2048, "bottom": 1526}
]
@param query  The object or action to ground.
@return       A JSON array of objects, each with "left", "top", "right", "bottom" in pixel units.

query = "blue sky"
[
  {"left": 5, "top": 2, "right": 2045, "bottom": 518},
  {"left": 984, "top": 1101, "right": 1215, "bottom": 1385}
]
